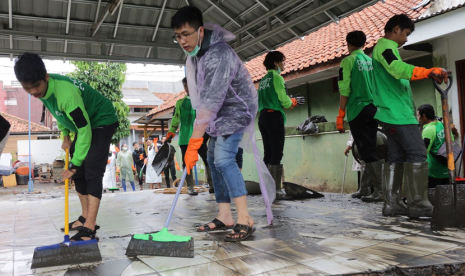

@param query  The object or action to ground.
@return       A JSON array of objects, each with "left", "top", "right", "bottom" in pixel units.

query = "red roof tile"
[
  {"left": 148, "top": 91, "right": 187, "bottom": 117},
  {"left": 153, "top": 93, "right": 174, "bottom": 101},
  {"left": 245, "top": 0, "right": 429, "bottom": 82},
  {"left": 0, "top": 112, "right": 50, "bottom": 133}
]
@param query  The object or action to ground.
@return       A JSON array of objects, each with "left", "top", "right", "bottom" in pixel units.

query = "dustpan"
[{"left": 152, "top": 140, "right": 175, "bottom": 176}]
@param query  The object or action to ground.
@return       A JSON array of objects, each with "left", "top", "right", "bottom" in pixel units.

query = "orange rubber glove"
[
  {"left": 139, "top": 153, "right": 144, "bottom": 160},
  {"left": 336, "top": 108, "right": 345, "bottom": 133},
  {"left": 184, "top": 137, "right": 203, "bottom": 175},
  {"left": 144, "top": 158, "right": 147, "bottom": 165},
  {"left": 411, "top": 67, "right": 448, "bottom": 84},
  {"left": 116, "top": 168, "right": 120, "bottom": 173},
  {"left": 175, "top": 161, "right": 180, "bottom": 171},
  {"left": 290, "top": 98, "right": 298, "bottom": 109},
  {"left": 107, "top": 160, "right": 111, "bottom": 164},
  {"left": 114, "top": 147, "right": 120, "bottom": 153},
  {"left": 132, "top": 165, "right": 136, "bottom": 171},
  {"left": 166, "top": 132, "right": 176, "bottom": 141}
]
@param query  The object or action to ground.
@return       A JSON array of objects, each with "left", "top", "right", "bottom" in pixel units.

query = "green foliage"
[{"left": 67, "top": 62, "right": 130, "bottom": 145}]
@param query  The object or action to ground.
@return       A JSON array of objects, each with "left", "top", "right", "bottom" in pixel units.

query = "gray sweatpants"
[{"left": 379, "top": 122, "right": 427, "bottom": 164}]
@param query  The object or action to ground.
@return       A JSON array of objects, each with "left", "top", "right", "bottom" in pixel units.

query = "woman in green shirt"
[{"left": 258, "top": 51, "right": 300, "bottom": 200}]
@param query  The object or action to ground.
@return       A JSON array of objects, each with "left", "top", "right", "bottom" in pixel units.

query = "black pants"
[
  {"left": 349, "top": 104, "right": 379, "bottom": 163},
  {"left": 135, "top": 164, "right": 145, "bottom": 185},
  {"left": 259, "top": 111, "right": 285, "bottom": 165},
  {"left": 71, "top": 122, "right": 118, "bottom": 200},
  {"left": 163, "top": 160, "right": 176, "bottom": 188},
  {"left": 428, "top": 176, "right": 449, "bottom": 189},
  {"left": 180, "top": 142, "right": 208, "bottom": 168}
]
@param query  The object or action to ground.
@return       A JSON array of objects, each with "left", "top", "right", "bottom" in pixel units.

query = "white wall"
[{"left": 17, "top": 139, "right": 63, "bottom": 165}]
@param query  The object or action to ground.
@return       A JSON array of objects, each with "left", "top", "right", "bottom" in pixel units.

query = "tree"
[{"left": 67, "top": 61, "right": 130, "bottom": 145}]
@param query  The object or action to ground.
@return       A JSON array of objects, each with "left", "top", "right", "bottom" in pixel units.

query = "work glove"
[
  {"left": 166, "top": 132, "right": 175, "bottom": 141},
  {"left": 184, "top": 137, "right": 203, "bottom": 175},
  {"left": 116, "top": 167, "right": 120, "bottom": 173},
  {"left": 139, "top": 154, "right": 144, "bottom": 160},
  {"left": 411, "top": 67, "right": 448, "bottom": 84},
  {"left": 132, "top": 165, "right": 136, "bottom": 171},
  {"left": 144, "top": 158, "right": 147, "bottom": 165},
  {"left": 290, "top": 98, "right": 298, "bottom": 109},
  {"left": 336, "top": 108, "right": 346, "bottom": 133},
  {"left": 175, "top": 161, "right": 181, "bottom": 171},
  {"left": 107, "top": 160, "right": 111, "bottom": 164}
]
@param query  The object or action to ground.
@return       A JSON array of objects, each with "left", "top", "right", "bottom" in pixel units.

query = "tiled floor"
[{"left": 0, "top": 187, "right": 464, "bottom": 276}]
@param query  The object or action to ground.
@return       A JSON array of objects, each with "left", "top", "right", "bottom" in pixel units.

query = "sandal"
[
  {"left": 197, "top": 218, "right": 234, "bottom": 232},
  {"left": 70, "top": 227, "right": 99, "bottom": 242},
  {"left": 61, "top": 216, "right": 100, "bottom": 232},
  {"left": 224, "top": 223, "right": 255, "bottom": 242}
]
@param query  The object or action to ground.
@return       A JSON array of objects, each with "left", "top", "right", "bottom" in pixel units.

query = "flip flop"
[
  {"left": 197, "top": 218, "right": 234, "bottom": 232},
  {"left": 61, "top": 215, "right": 100, "bottom": 231},
  {"left": 70, "top": 226, "right": 99, "bottom": 242},
  {"left": 224, "top": 223, "right": 256, "bottom": 242}
]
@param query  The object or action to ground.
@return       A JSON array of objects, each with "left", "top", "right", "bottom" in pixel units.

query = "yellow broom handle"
[{"left": 65, "top": 148, "right": 69, "bottom": 236}]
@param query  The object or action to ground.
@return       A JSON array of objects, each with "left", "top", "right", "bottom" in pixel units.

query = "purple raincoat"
[{"left": 186, "top": 23, "right": 276, "bottom": 224}]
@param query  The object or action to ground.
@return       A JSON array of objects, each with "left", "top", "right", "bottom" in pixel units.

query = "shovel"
[{"left": 429, "top": 73, "right": 465, "bottom": 230}]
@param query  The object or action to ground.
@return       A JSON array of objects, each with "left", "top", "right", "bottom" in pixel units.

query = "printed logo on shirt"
[
  {"left": 55, "top": 111, "right": 64, "bottom": 117},
  {"left": 258, "top": 78, "right": 272, "bottom": 90},
  {"left": 357, "top": 60, "right": 373, "bottom": 72},
  {"left": 68, "top": 77, "right": 85, "bottom": 92},
  {"left": 437, "top": 129, "right": 445, "bottom": 142}
]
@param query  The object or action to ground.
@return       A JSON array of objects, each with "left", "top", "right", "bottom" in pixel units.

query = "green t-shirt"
[
  {"left": 41, "top": 74, "right": 118, "bottom": 166},
  {"left": 372, "top": 38, "right": 417, "bottom": 125},
  {"left": 169, "top": 96, "right": 195, "bottom": 146},
  {"left": 338, "top": 49, "right": 374, "bottom": 122},
  {"left": 258, "top": 69, "right": 293, "bottom": 124},
  {"left": 422, "top": 121, "right": 450, "bottom": 178}
]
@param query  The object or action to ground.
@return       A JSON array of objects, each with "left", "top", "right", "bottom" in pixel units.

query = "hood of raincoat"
[{"left": 186, "top": 23, "right": 258, "bottom": 137}]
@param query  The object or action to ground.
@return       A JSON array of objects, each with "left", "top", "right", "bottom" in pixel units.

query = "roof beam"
[
  {"left": 66, "top": 0, "right": 72, "bottom": 34},
  {"left": 151, "top": 0, "right": 167, "bottom": 41},
  {"left": 0, "top": 49, "right": 186, "bottom": 65},
  {"left": 0, "top": 29, "right": 179, "bottom": 49},
  {"left": 0, "top": 14, "right": 173, "bottom": 33},
  {"left": 93, "top": 0, "right": 102, "bottom": 25},
  {"left": 49, "top": 0, "right": 178, "bottom": 13},
  {"left": 235, "top": 0, "right": 347, "bottom": 53},
  {"left": 233, "top": 0, "right": 302, "bottom": 36},
  {"left": 324, "top": 10, "right": 339, "bottom": 24},
  {"left": 206, "top": 0, "right": 270, "bottom": 51},
  {"left": 254, "top": 0, "right": 301, "bottom": 40},
  {"left": 113, "top": 0, "right": 124, "bottom": 38}
]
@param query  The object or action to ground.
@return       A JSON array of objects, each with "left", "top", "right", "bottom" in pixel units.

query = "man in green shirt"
[
  {"left": 166, "top": 77, "right": 212, "bottom": 195},
  {"left": 336, "top": 31, "right": 383, "bottom": 203},
  {"left": 372, "top": 14, "right": 448, "bottom": 218},
  {"left": 417, "top": 104, "right": 449, "bottom": 188},
  {"left": 14, "top": 53, "right": 118, "bottom": 241}
]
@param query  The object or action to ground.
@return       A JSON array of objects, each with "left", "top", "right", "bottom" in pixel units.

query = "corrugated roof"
[
  {"left": 0, "top": 111, "right": 50, "bottom": 133},
  {"left": 416, "top": 0, "right": 465, "bottom": 20},
  {"left": 245, "top": 0, "right": 429, "bottom": 82}
]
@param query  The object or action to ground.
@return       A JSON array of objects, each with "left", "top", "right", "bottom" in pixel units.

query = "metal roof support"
[
  {"left": 235, "top": 0, "right": 347, "bottom": 53},
  {"left": 109, "top": 43, "right": 114, "bottom": 56},
  {"left": 254, "top": 0, "right": 301, "bottom": 40},
  {"left": 94, "top": 0, "right": 102, "bottom": 25},
  {"left": 63, "top": 39, "right": 68, "bottom": 63},
  {"left": 66, "top": 0, "right": 72, "bottom": 34},
  {"left": 92, "top": 9, "right": 109, "bottom": 36},
  {"left": 8, "top": 0, "right": 12, "bottom": 60},
  {"left": 92, "top": 0, "right": 124, "bottom": 36},
  {"left": 324, "top": 10, "right": 339, "bottom": 24},
  {"left": 206, "top": 0, "right": 270, "bottom": 51},
  {"left": 151, "top": 0, "right": 167, "bottom": 41},
  {"left": 0, "top": 29, "right": 178, "bottom": 49},
  {"left": 113, "top": 0, "right": 124, "bottom": 38},
  {"left": 233, "top": 0, "right": 302, "bottom": 36},
  {"left": 50, "top": 0, "right": 178, "bottom": 13}
]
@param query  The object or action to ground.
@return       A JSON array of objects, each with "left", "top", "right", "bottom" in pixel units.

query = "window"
[{"left": 133, "top": 108, "right": 151, "bottom": 113}]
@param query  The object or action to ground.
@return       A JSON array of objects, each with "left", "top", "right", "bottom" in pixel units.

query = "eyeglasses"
[{"left": 172, "top": 28, "right": 199, "bottom": 44}]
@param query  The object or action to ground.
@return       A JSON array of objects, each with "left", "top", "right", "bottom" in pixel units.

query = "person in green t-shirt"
[
  {"left": 14, "top": 53, "right": 118, "bottom": 242},
  {"left": 417, "top": 104, "right": 450, "bottom": 188},
  {"left": 257, "top": 51, "right": 304, "bottom": 200},
  {"left": 166, "top": 77, "right": 212, "bottom": 195},
  {"left": 337, "top": 31, "right": 383, "bottom": 203},
  {"left": 372, "top": 14, "right": 448, "bottom": 218}
]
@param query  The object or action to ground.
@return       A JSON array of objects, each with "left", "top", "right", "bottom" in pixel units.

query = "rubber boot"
[
  {"left": 122, "top": 179, "right": 127, "bottom": 192},
  {"left": 205, "top": 166, "right": 215, "bottom": 194},
  {"left": 382, "top": 163, "right": 407, "bottom": 216},
  {"left": 270, "top": 164, "right": 292, "bottom": 200},
  {"left": 130, "top": 181, "right": 135, "bottom": 191},
  {"left": 404, "top": 162, "right": 433, "bottom": 218},
  {"left": 362, "top": 160, "right": 384, "bottom": 203},
  {"left": 186, "top": 173, "right": 198, "bottom": 195},
  {"left": 351, "top": 161, "right": 371, "bottom": 199}
]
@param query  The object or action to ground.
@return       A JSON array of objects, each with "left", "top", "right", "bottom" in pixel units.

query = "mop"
[
  {"left": 31, "top": 149, "right": 102, "bottom": 268},
  {"left": 125, "top": 169, "right": 194, "bottom": 258}
]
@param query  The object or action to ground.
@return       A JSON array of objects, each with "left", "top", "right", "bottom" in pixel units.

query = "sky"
[{"left": 0, "top": 57, "right": 185, "bottom": 86}]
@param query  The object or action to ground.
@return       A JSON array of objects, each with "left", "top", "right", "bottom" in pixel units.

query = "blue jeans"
[{"left": 207, "top": 133, "right": 247, "bottom": 203}]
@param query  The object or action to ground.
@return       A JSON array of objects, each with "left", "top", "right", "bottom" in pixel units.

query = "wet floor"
[{"left": 1, "top": 185, "right": 464, "bottom": 276}]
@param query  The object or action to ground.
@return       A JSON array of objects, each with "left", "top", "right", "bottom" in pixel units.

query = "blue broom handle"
[
  {"left": 194, "top": 164, "right": 198, "bottom": 186},
  {"left": 164, "top": 169, "right": 188, "bottom": 228}
]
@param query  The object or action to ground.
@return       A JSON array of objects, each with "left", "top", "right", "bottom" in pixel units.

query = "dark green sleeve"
[{"left": 169, "top": 99, "right": 182, "bottom": 133}]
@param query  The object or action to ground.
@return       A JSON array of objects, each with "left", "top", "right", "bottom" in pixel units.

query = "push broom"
[
  {"left": 126, "top": 169, "right": 194, "bottom": 258},
  {"left": 31, "top": 149, "right": 102, "bottom": 269}
]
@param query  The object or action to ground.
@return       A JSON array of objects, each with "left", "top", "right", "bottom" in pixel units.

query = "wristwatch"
[{"left": 68, "top": 162, "right": 79, "bottom": 171}]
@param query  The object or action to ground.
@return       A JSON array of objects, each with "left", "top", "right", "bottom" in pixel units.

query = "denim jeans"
[{"left": 207, "top": 133, "right": 247, "bottom": 203}]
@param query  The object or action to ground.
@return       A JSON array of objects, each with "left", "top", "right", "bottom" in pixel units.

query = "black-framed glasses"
[{"left": 172, "top": 28, "right": 199, "bottom": 44}]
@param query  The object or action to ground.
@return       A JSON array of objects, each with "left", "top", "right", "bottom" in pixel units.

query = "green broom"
[
  {"left": 31, "top": 149, "right": 102, "bottom": 268},
  {"left": 125, "top": 169, "right": 194, "bottom": 258}
]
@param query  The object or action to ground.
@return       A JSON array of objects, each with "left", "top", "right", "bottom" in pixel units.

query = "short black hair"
[
  {"left": 384, "top": 14, "right": 415, "bottom": 34},
  {"left": 263, "top": 51, "right": 286, "bottom": 70},
  {"left": 133, "top": 142, "right": 138, "bottom": 146},
  {"left": 14, "top": 52, "right": 47, "bottom": 84},
  {"left": 182, "top": 77, "right": 187, "bottom": 84},
  {"left": 346, "top": 31, "right": 366, "bottom": 48},
  {"left": 418, "top": 104, "right": 435, "bottom": 120},
  {"left": 171, "top": 6, "right": 203, "bottom": 30}
]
